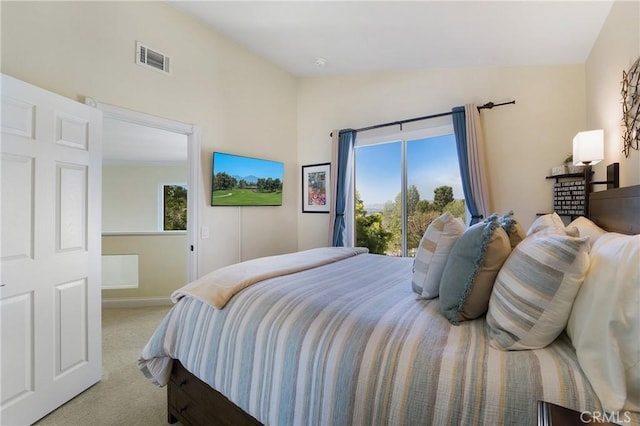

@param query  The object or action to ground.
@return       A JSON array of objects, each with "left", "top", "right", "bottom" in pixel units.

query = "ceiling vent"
[{"left": 136, "top": 41, "right": 171, "bottom": 75}]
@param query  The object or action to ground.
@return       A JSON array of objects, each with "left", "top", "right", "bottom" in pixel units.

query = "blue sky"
[
  {"left": 355, "top": 134, "right": 463, "bottom": 206},
  {"left": 213, "top": 152, "right": 283, "bottom": 179}
]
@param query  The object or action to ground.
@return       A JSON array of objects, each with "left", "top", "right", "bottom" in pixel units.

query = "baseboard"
[{"left": 102, "top": 297, "right": 173, "bottom": 309}]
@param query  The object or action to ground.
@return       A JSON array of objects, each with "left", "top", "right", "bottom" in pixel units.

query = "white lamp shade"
[{"left": 573, "top": 129, "right": 604, "bottom": 165}]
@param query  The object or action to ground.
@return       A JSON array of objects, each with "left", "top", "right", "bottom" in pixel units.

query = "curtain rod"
[{"left": 331, "top": 100, "right": 515, "bottom": 137}]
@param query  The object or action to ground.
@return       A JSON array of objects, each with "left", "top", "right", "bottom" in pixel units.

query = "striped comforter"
[{"left": 139, "top": 252, "right": 609, "bottom": 425}]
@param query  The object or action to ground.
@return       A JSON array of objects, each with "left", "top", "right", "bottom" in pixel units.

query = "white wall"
[
  {"left": 297, "top": 65, "right": 587, "bottom": 249},
  {"left": 1, "top": 2, "right": 299, "bottom": 275},
  {"left": 586, "top": 0, "right": 640, "bottom": 187},
  {"left": 103, "top": 165, "right": 187, "bottom": 232}
]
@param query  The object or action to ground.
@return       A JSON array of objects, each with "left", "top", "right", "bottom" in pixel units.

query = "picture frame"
[{"left": 302, "top": 163, "right": 331, "bottom": 213}]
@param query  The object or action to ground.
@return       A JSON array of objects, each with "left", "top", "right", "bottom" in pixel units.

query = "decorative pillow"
[
  {"left": 486, "top": 233, "right": 590, "bottom": 350},
  {"left": 439, "top": 214, "right": 511, "bottom": 324},
  {"left": 499, "top": 210, "right": 527, "bottom": 248},
  {"left": 527, "top": 212, "right": 565, "bottom": 235},
  {"left": 567, "top": 216, "right": 606, "bottom": 248},
  {"left": 527, "top": 212, "right": 579, "bottom": 237},
  {"left": 566, "top": 233, "right": 640, "bottom": 413},
  {"left": 411, "top": 212, "right": 466, "bottom": 299}
]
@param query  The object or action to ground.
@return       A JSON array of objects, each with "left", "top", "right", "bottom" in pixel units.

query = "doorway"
[{"left": 87, "top": 99, "right": 200, "bottom": 302}]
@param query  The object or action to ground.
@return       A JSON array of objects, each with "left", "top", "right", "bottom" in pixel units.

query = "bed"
[{"left": 138, "top": 185, "right": 640, "bottom": 426}]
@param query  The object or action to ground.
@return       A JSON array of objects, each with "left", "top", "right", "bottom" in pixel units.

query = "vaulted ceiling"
[
  {"left": 105, "top": 1, "right": 615, "bottom": 164},
  {"left": 168, "top": 1, "right": 614, "bottom": 77}
]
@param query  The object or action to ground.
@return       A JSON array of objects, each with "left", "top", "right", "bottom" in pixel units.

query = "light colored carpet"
[{"left": 34, "top": 306, "right": 174, "bottom": 426}]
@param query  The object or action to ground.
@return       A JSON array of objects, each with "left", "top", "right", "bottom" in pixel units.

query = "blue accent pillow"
[{"left": 439, "top": 214, "right": 511, "bottom": 324}]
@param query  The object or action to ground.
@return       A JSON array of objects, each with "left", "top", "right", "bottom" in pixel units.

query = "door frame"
[{"left": 86, "top": 98, "right": 201, "bottom": 282}]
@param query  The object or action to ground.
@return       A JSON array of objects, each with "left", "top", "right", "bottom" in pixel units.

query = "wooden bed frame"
[
  {"left": 588, "top": 185, "right": 640, "bottom": 235},
  {"left": 167, "top": 185, "right": 640, "bottom": 426},
  {"left": 168, "top": 360, "right": 261, "bottom": 426}
]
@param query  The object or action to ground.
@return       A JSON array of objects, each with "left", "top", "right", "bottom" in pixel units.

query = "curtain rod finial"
[{"left": 477, "top": 100, "right": 515, "bottom": 112}]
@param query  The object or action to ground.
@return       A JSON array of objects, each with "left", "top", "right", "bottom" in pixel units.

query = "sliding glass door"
[{"left": 355, "top": 128, "right": 465, "bottom": 257}]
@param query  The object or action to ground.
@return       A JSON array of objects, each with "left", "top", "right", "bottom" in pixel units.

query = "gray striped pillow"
[
  {"left": 411, "top": 212, "right": 466, "bottom": 299},
  {"left": 486, "top": 233, "right": 590, "bottom": 350}
]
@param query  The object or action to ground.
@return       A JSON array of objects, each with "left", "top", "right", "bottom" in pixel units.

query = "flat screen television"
[{"left": 211, "top": 152, "right": 284, "bottom": 206}]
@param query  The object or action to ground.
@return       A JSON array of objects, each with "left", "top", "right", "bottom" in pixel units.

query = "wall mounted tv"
[{"left": 211, "top": 152, "right": 284, "bottom": 206}]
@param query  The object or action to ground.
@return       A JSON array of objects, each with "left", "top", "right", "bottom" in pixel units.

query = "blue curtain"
[
  {"left": 332, "top": 129, "right": 357, "bottom": 246},
  {"left": 452, "top": 107, "right": 482, "bottom": 225}
]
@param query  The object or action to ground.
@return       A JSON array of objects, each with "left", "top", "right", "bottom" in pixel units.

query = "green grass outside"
[{"left": 212, "top": 188, "right": 282, "bottom": 206}]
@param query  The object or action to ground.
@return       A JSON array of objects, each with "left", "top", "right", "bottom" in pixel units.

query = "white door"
[{"left": 1, "top": 74, "right": 102, "bottom": 425}]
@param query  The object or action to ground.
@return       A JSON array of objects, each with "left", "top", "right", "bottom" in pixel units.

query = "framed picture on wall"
[{"left": 302, "top": 163, "right": 331, "bottom": 213}]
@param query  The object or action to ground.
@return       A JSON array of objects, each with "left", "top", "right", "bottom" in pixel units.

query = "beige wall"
[
  {"left": 296, "top": 65, "right": 587, "bottom": 249},
  {"left": 1, "top": 1, "right": 299, "bottom": 277},
  {"left": 586, "top": 0, "right": 640, "bottom": 187},
  {"left": 103, "top": 165, "right": 187, "bottom": 232},
  {"left": 4, "top": 1, "right": 638, "bottom": 287},
  {"left": 102, "top": 234, "right": 187, "bottom": 300}
]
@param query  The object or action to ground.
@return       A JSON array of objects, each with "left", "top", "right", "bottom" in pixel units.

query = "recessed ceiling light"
[{"left": 314, "top": 57, "right": 327, "bottom": 66}]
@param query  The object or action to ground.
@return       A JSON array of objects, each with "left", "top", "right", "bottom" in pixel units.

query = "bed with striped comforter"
[{"left": 138, "top": 249, "right": 607, "bottom": 425}]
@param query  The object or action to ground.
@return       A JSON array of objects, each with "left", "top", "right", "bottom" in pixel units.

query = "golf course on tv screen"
[{"left": 211, "top": 152, "right": 284, "bottom": 206}]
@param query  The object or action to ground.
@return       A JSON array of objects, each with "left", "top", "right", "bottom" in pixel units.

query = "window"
[
  {"left": 355, "top": 126, "right": 465, "bottom": 256},
  {"left": 161, "top": 184, "right": 187, "bottom": 231}
]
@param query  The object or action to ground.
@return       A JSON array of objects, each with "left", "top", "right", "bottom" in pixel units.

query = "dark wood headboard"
[{"left": 588, "top": 185, "right": 640, "bottom": 235}]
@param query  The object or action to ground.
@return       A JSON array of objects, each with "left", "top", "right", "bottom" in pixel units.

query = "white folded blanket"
[{"left": 171, "top": 247, "right": 369, "bottom": 309}]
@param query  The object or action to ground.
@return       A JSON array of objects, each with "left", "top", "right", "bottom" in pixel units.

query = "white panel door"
[{"left": 0, "top": 74, "right": 102, "bottom": 425}]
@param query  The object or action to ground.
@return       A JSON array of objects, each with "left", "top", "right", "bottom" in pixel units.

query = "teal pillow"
[{"left": 439, "top": 214, "right": 511, "bottom": 324}]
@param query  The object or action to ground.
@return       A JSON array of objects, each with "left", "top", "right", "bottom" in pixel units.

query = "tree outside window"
[{"left": 163, "top": 184, "right": 187, "bottom": 231}]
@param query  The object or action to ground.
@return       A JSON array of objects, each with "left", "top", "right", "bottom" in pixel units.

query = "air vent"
[{"left": 136, "top": 41, "right": 171, "bottom": 75}]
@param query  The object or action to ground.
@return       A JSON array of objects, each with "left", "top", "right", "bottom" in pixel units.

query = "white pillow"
[
  {"left": 567, "top": 216, "right": 607, "bottom": 248},
  {"left": 527, "top": 212, "right": 579, "bottom": 237},
  {"left": 411, "top": 211, "right": 465, "bottom": 299},
  {"left": 566, "top": 232, "right": 640, "bottom": 413},
  {"left": 486, "top": 233, "right": 590, "bottom": 350},
  {"left": 527, "top": 212, "right": 565, "bottom": 235}
]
